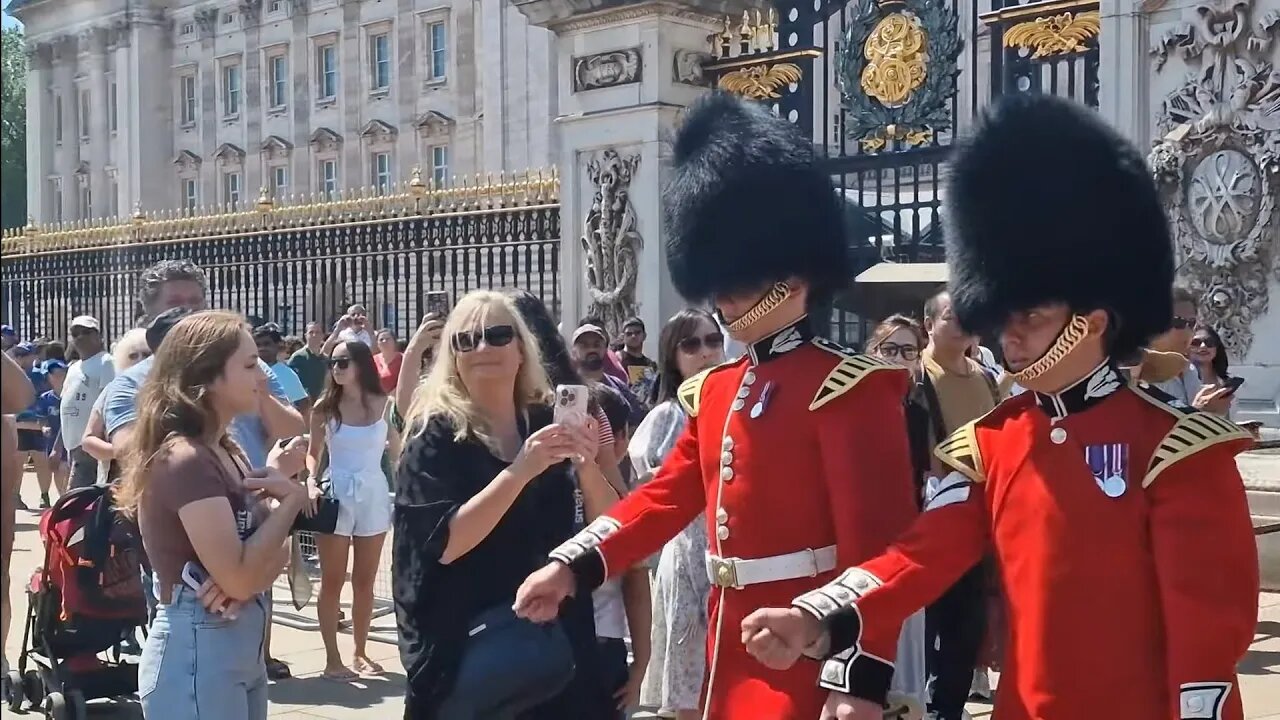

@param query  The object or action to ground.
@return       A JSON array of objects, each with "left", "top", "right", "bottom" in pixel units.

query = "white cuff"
[{"left": 1180, "top": 682, "right": 1231, "bottom": 719}]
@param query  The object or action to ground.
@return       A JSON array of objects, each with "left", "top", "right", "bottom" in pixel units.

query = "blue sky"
[{"left": 2, "top": 0, "right": 22, "bottom": 30}]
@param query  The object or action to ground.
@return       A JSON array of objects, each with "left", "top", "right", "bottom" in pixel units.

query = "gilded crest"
[
  {"left": 718, "top": 63, "right": 803, "bottom": 99},
  {"left": 838, "top": 0, "right": 962, "bottom": 153}
]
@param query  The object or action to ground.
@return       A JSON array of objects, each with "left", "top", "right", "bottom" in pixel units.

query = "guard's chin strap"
[
  {"left": 725, "top": 282, "right": 792, "bottom": 336},
  {"left": 1009, "top": 314, "right": 1091, "bottom": 386}
]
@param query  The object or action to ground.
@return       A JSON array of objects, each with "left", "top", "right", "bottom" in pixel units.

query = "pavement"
[{"left": 4, "top": 480, "right": 1280, "bottom": 719}]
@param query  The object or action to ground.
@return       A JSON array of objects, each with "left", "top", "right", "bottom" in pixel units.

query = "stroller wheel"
[
  {"left": 4, "top": 670, "right": 23, "bottom": 711},
  {"left": 23, "top": 668, "right": 46, "bottom": 706},
  {"left": 44, "top": 690, "right": 67, "bottom": 720}
]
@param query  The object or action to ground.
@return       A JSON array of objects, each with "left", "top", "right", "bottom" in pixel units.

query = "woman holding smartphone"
[{"left": 116, "top": 311, "right": 306, "bottom": 720}]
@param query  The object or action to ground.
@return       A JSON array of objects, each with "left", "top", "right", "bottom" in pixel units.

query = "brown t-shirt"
[{"left": 138, "top": 441, "right": 266, "bottom": 601}]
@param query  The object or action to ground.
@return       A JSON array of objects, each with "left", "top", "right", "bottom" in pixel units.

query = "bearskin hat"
[
  {"left": 944, "top": 93, "right": 1174, "bottom": 359},
  {"left": 663, "top": 92, "right": 851, "bottom": 304}
]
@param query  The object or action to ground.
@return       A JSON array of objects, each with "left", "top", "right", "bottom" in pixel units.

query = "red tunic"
[
  {"left": 798, "top": 363, "right": 1258, "bottom": 720},
  {"left": 551, "top": 321, "right": 918, "bottom": 719}
]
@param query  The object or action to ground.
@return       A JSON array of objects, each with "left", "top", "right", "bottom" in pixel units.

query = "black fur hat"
[
  {"left": 663, "top": 92, "right": 849, "bottom": 304},
  {"left": 944, "top": 93, "right": 1173, "bottom": 359}
]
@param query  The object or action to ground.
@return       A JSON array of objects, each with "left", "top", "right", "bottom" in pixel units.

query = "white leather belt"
[{"left": 706, "top": 545, "right": 838, "bottom": 589}]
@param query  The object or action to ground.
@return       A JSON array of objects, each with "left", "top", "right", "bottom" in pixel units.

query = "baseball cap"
[
  {"left": 70, "top": 315, "right": 100, "bottom": 332},
  {"left": 40, "top": 359, "right": 68, "bottom": 374},
  {"left": 572, "top": 324, "right": 608, "bottom": 344},
  {"left": 0, "top": 325, "right": 14, "bottom": 337},
  {"left": 146, "top": 307, "right": 197, "bottom": 352},
  {"left": 13, "top": 342, "right": 37, "bottom": 356}
]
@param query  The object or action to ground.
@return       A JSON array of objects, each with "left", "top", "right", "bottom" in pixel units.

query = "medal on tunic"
[
  {"left": 1084, "top": 443, "right": 1128, "bottom": 498},
  {"left": 750, "top": 381, "right": 774, "bottom": 419}
]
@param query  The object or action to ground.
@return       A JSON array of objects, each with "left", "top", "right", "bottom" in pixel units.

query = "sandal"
[{"left": 266, "top": 657, "right": 292, "bottom": 680}]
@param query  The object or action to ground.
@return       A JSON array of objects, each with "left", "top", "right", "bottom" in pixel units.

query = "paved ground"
[{"left": 4, "top": 482, "right": 1280, "bottom": 718}]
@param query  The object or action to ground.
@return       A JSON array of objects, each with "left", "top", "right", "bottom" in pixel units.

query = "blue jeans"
[{"left": 138, "top": 584, "right": 269, "bottom": 720}]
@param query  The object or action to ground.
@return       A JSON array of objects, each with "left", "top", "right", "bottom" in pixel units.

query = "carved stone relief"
[
  {"left": 195, "top": 8, "right": 220, "bottom": 39},
  {"left": 581, "top": 149, "right": 643, "bottom": 338},
  {"left": 573, "top": 48, "right": 642, "bottom": 92},
  {"left": 1147, "top": 0, "right": 1279, "bottom": 358},
  {"left": 673, "top": 49, "right": 712, "bottom": 86}
]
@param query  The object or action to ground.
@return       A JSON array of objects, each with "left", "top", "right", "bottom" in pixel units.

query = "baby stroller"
[{"left": 3, "top": 485, "right": 149, "bottom": 720}]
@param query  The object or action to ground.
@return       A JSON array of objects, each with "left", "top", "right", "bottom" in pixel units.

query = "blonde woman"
[
  {"left": 392, "top": 291, "right": 619, "bottom": 720},
  {"left": 77, "top": 328, "right": 151, "bottom": 486},
  {"left": 117, "top": 311, "right": 306, "bottom": 720}
]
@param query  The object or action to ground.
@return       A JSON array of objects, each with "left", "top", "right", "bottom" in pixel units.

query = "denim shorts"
[{"left": 138, "top": 584, "right": 269, "bottom": 720}]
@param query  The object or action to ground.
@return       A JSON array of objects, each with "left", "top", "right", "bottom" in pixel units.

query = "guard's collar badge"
[
  {"left": 1035, "top": 361, "right": 1124, "bottom": 420},
  {"left": 748, "top": 319, "right": 814, "bottom": 365}
]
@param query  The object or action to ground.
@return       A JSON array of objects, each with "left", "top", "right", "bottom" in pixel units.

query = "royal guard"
[
  {"left": 513, "top": 92, "right": 920, "bottom": 718},
  {"left": 741, "top": 94, "right": 1260, "bottom": 720}
]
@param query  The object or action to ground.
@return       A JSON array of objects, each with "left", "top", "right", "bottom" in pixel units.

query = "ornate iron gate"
[{"left": 704, "top": 0, "right": 1101, "bottom": 344}]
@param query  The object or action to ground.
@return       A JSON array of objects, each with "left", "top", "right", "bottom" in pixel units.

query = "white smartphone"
[
  {"left": 553, "top": 384, "right": 590, "bottom": 428},
  {"left": 181, "top": 561, "right": 208, "bottom": 592}
]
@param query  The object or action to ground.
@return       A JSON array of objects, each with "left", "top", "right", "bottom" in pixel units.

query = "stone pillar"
[
  {"left": 85, "top": 27, "right": 111, "bottom": 219},
  {"left": 24, "top": 42, "right": 53, "bottom": 224},
  {"left": 112, "top": 19, "right": 133, "bottom": 217},
  {"left": 1097, "top": 0, "right": 1149, "bottom": 146},
  {"left": 54, "top": 36, "right": 80, "bottom": 221},
  {"left": 512, "top": 0, "right": 728, "bottom": 350}
]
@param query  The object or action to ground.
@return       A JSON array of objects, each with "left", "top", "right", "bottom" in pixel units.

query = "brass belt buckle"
[{"left": 711, "top": 557, "right": 739, "bottom": 588}]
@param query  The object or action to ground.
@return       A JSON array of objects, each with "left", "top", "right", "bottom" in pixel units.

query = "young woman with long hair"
[
  {"left": 116, "top": 310, "right": 306, "bottom": 720},
  {"left": 305, "top": 339, "right": 397, "bottom": 679},
  {"left": 392, "top": 290, "right": 617, "bottom": 719},
  {"left": 374, "top": 328, "right": 403, "bottom": 394},
  {"left": 629, "top": 307, "right": 724, "bottom": 720}
]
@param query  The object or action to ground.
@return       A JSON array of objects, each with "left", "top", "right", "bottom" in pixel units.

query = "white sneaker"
[{"left": 970, "top": 668, "right": 993, "bottom": 701}]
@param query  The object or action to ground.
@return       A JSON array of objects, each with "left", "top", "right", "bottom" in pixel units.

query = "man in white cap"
[{"left": 61, "top": 315, "right": 114, "bottom": 489}]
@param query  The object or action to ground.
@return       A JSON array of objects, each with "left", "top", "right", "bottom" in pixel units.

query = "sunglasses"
[
  {"left": 1190, "top": 337, "right": 1217, "bottom": 349},
  {"left": 451, "top": 325, "right": 516, "bottom": 353},
  {"left": 328, "top": 357, "right": 353, "bottom": 370},
  {"left": 1170, "top": 316, "right": 1195, "bottom": 330},
  {"left": 677, "top": 332, "right": 725, "bottom": 354},
  {"left": 70, "top": 327, "right": 97, "bottom": 338},
  {"left": 876, "top": 342, "right": 919, "bottom": 360}
]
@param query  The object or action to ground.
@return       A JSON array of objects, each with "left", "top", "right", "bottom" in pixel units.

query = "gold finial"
[
  {"left": 256, "top": 187, "right": 273, "bottom": 211},
  {"left": 131, "top": 202, "right": 145, "bottom": 225},
  {"left": 739, "top": 11, "right": 752, "bottom": 54},
  {"left": 24, "top": 216, "right": 38, "bottom": 237}
]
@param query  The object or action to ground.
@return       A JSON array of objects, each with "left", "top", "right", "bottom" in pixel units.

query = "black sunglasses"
[
  {"left": 677, "top": 332, "right": 725, "bottom": 354},
  {"left": 70, "top": 327, "right": 97, "bottom": 338},
  {"left": 1171, "top": 316, "right": 1195, "bottom": 330},
  {"left": 452, "top": 325, "right": 517, "bottom": 353},
  {"left": 875, "top": 342, "right": 919, "bottom": 360},
  {"left": 1190, "top": 336, "right": 1217, "bottom": 349},
  {"left": 328, "top": 357, "right": 352, "bottom": 370}
]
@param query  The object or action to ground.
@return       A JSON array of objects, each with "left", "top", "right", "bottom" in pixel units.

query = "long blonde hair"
[
  {"left": 401, "top": 290, "right": 552, "bottom": 451},
  {"left": 116, "top": 310, "right": 247, "bottom": 515}
]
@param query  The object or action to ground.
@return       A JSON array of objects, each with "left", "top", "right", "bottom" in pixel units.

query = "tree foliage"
[{"left": 1, "top": 26, "right": 27, "bottom": 230}]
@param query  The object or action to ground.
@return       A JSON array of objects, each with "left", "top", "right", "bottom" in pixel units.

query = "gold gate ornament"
[
  {"left": 718, "top": 63, "right": 803, "bottom": 99},
  {"left": 861, "top": 13, "right": 928, "bottom": 108},
  {"left": 1004, "top": 11, "right": 1100, "bottom": 59}
]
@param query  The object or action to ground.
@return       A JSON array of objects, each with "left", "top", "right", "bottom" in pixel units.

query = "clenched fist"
[{"left": 740, "top": 606, "right": 825, "bottom": 670}]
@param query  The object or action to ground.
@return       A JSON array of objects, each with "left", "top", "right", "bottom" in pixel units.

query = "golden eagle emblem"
[
  {"left": 717, "top": 63, "right": 803, "bottom": 100},
  {"left": 1003, "top": 11, "right": 1100, "bottom": 59}
]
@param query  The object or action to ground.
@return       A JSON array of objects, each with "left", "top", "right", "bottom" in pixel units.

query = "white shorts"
[{"left": 330, "top": 475, "right": 393, "bottom": 538}]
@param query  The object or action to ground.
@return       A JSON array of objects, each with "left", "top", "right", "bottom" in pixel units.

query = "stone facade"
[{"left": 12, "top": 0, "right": 558, "bottom": 224}]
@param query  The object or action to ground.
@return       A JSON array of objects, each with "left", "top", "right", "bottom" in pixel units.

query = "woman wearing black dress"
[{"left": 391, "top": 290, "right": 619, "bottom": 719}]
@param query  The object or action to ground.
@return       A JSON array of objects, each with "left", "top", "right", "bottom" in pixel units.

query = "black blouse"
[{"left": 392, "top": 405, "right": 585, "bottom": 718}]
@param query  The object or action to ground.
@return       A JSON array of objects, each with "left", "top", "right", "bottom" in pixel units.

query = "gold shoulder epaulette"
[
  {"left": 934, "top": 421, "right": 986, "bottom": 484},
  {"left": 1143, "top": 410, "right": 1253, "bottom": 488},
  {"left": 809, "top": 338, "right": 901, "bottom": 411},
  {"left": 677, "top": 367, "right": 714, "bottom": 417}
]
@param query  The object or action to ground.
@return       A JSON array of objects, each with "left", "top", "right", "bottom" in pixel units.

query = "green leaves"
[{"left": 1, "top": 26, "right": 27, "bottom": 229}]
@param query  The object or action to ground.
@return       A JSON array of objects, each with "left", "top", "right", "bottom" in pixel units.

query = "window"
[
  {"left": 318, "top": 43, "right": 338, "bottom": 100},
  {"left": 320, "top": 159, "right": 338, "bottom": 198},
  {"left": 79, "top": 184, "right": 91, "bottom": 220},
  {"left": 269, "top": 55, "right": 288, "bottom": 107},
  {"left": 183, "top": 178, "right": 198, "bottom": 210},
  {"left": 107, "top": 176, "right": 119, "bottom": 217},
  {"left": 181, "top": 22, "right": 195, "bottom": 36},
  {"left": 269, "top": 0, "right": 282, "bottom": 12},
  {"left": 272, "top": 166, "right": 289, "bottom": 198},
  {"left": 224, "top": 11, "right": 236, "bottom": 24},
  {"left": 50, "top": 178, "right": 63, "bottom": 222},
  {"left": 431, "top": 145, "right": 448, "bottom": 186},
  {"left": 371, "top": 33, "right": 391, "bottom": 90},
  {"left": 180, "top": 74, "right": 197, "bottom": 124},
  {"left": 78, "top": 88, "right": 90, "bottom": 141},
  {"left": 109, "top": 82, "right": 118, "bottom": 133},
  {"left": 429, "top": 22, "right": 447, "bottom": 80},
  {"left": 222, "top": 63, "right": 241, "bottom": 117},
  {"left": 54, "top": 95, "right": 63, "bottom": 144},
  {"left": 371, "top": 152, "right": 390, "bottom": 192},
  {"left": 223, "top": 171, "right": 241, "bottom": 209}
]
